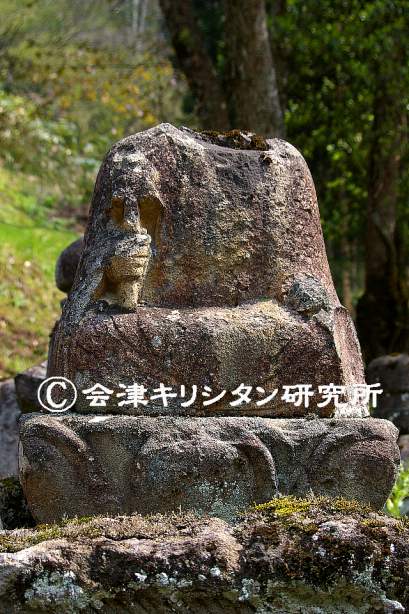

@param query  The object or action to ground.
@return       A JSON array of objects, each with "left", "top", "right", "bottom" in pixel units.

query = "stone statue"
[
  {"left": 19, "top": 125, "right": 400, "bottom": 523},
  {"left": 47, "top": 124, "right": 367, "bottom": 418}
]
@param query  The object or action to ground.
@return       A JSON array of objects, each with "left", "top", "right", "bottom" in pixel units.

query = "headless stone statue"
[
  {"left": 48, "top": 124, "right": 366, "bottom": 417},
  {"left": 19, "top": 125, "right": 399, "bottom": 523}
]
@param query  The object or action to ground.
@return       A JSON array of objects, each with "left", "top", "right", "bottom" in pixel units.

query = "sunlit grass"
[
  {"left": 386, "top": 464, "right": 409, "bottom": 519},
  {"left": 0, "top": 168, "right": 79, "bottom": 378}
]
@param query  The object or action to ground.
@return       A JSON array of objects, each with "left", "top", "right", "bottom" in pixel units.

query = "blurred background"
[{"left": 0, "top": 0, "right": 408, "bottom": 379}]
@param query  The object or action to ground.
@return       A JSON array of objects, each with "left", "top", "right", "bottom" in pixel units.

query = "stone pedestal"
[{"left": 19, "top": 414, "right": 399, "bottom": 523}]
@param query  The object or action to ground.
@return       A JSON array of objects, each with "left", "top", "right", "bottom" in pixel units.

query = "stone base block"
[
  {"left": 51, "top": 302, "right": 367, "bottom": 418},
  {"left": 19, "top": 414, "right": 399, "bottom": 523}
]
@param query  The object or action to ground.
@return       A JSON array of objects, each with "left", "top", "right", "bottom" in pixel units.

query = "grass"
[
  {"left": 0, "top": 166, "right": 80, "bottom": 379},
  {"left": 386, "top": 463, "right": 409, "bottom": 518}
]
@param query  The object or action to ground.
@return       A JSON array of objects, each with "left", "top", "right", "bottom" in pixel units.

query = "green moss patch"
[{"left": 252, "top": 495, "right": 373, "bottom": 518}]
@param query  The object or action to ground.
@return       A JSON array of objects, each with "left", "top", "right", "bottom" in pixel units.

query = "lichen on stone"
[{"left": 24, "top": 571, "right": 88, "bottom": 611}]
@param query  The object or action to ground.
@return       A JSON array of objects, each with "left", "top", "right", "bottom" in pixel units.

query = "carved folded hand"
[{"left": 105, "top": 233, "right": 151, "bottom": 309}]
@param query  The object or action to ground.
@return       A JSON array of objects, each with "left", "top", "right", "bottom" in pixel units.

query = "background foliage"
[
  {"left": 0, "top": 0, "right": 187, "bottom": 377},
  {"left": 0, "top": 0, "right": 408, "bottom": 367}
]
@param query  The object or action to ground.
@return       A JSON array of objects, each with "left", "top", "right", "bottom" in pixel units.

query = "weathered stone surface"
[
  {"left": 19, "top": 414, "right": 399, "bottom": 523},
  {"left": 48, "top": 123, "right": 366, "bottom": 418},
  {"left": 55, "top": 237, "right": 83, "bottom": 294},
  {"left": 0, "top": 379, "right": 20, "bottom": 479},
  {"left": 14, "top": 362, "right": 47, "bottom": 413},
  {"left": 367, "top": 354, "right": 409, "bottom": 433},
  {"left": 0, "top": 497, "right": 408, "bottom": 613},
  {"left": 63, "top": 303, "right": 362, "bottom": 418}
]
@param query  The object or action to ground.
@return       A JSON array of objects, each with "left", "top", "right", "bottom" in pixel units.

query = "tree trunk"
[
  {"left": 131, "top": 0, "right": 148, "bottom": 50},
  {"left": 356, "top": 75, "right": 408, "bottom": 363},
  {"left": 159, "top": 0, "right": 284, "bottom": 137},
  {"left": 158, "top": 0, "right": 229, "bottom": 130},
  {"left": 223, "top": 0, "right": 284, "bottom": 137}
]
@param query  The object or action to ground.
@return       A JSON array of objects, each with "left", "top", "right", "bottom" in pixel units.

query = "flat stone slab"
[
  {"left": 19, "top": 414, "right": 399, "bottom": 523},
  {"left": 0, "top": 498, "right": 408, "bottom": 613}
]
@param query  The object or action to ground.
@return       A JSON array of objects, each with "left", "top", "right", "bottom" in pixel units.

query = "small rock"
[
  {"left": 285, "top": 274, "right": 330, "bottom": 316},
  {"left": 14, "top": 362, "right": 47, "bottom": 413},
  {"left": 0, "top": 379, "right": 20, "bottom": 479},
  {"left": 367, "top": 354, "right": 409, "bottom": 433},
  {"left": 55, "top": 237, "right": 83, "bottom": 293},
  {"left": 367, "top": 354, "right": 409, "bottom": 392}
]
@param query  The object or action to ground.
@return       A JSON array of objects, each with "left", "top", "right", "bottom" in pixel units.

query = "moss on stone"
[
  {"left": 0, "top": 496, "right": 389, "bottom": 555},
  {"left": 1, "top": 497, "right": 409, "bottom": 612},
  {"left": 253, "top": 495, "right": 315, "bottom": 517},
  {"left": 0, "top": 511, "right": 202, "bottom": 553},
  {"left": 0, "top": 496, "right": 392, "bottom": 556},
  {"left": 200, "top": 129, "right": 269, "bottom": 150},
  {"left": 252, "top": 495, "right": 373, "bottom": 518},
  {"left": 0, "top": 515, "right": 101, "bottom": 552}
]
